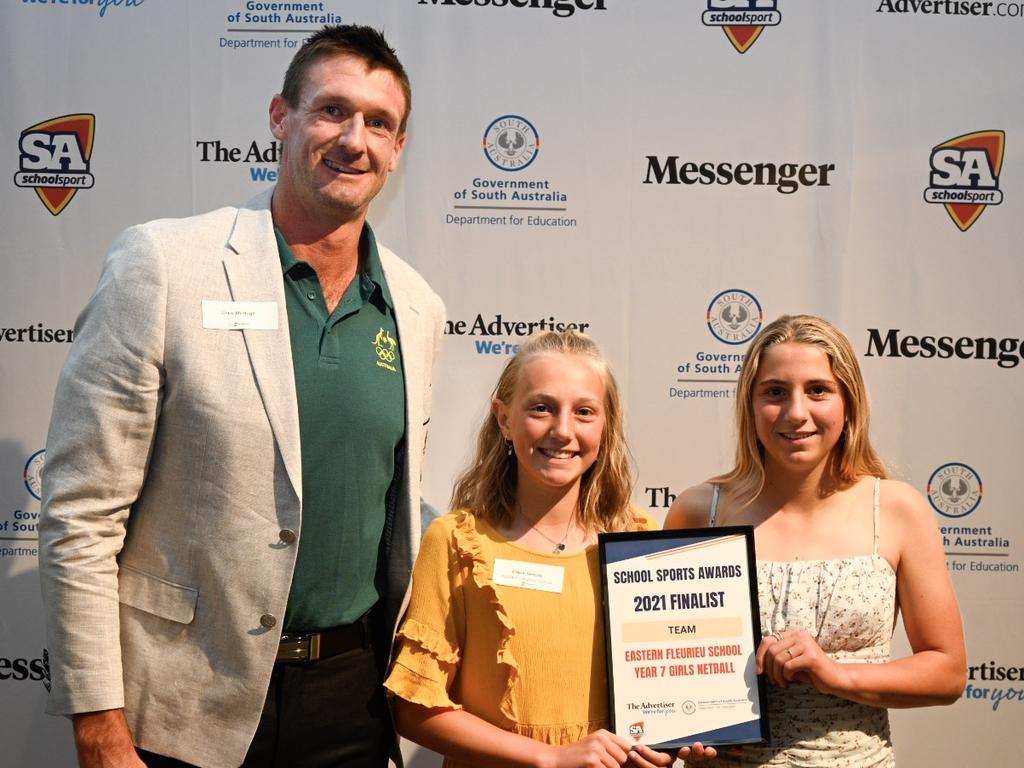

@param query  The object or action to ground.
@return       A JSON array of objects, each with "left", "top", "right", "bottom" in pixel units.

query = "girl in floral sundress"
[{"left": 666, "top": 314, "right": 966, "bottom": 767}]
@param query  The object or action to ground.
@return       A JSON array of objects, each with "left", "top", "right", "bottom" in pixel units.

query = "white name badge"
[
  {"left": 202, "top": 300, "right": 279, "bottom": 330},
  {"left": 492, "top": 558, "right": 565, "bottom": 593}
]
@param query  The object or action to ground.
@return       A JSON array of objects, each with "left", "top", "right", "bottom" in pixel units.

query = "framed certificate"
[{"left": 598, "top": 526, "right": 769, "bottom": 750}]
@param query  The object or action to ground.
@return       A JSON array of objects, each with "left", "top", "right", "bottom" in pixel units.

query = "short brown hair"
[{"left": 280, "top": 25, "right": 412, "bottom": 133}]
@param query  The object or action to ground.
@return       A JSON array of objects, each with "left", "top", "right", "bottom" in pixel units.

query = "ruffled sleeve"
[
  {"left": 385, "top": 515, "right": 466, "bottom": 710},
  {"left": 449, "top": 510, "right": 520, "bottom": 724}
]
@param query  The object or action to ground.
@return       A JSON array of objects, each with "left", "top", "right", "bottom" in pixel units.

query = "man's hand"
[{"left": 72, "top": 709, "right": 146, "bottom": 768}]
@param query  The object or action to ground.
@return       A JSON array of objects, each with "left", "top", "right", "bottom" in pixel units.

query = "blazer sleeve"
[{"left": 38, "top": 224, "right": 168, "bottom": 714}]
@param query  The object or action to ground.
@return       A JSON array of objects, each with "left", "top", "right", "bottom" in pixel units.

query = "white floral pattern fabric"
[{"left": 698, "top": 480, "right": 897, "bottom": 768}]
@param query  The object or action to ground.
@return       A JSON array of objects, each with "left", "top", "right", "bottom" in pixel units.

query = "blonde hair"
[
  {"left": 712, "top": 314, "right": 887, "bottom": 505},
  {"left": 451, "top": 331, "right": 635, "bottom": 532}
]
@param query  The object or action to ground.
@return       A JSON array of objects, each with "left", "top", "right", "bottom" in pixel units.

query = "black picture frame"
[{"left": 598, "top": 526, "right": 769, "bottom": 750}]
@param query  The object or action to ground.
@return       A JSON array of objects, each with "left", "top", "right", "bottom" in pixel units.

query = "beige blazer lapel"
[
  {"left": 221, "top": 195, "right": 303, "bottom": 502},
  {"left": 378, "top": 248, "right": 434, "bottom": 602},
  {"left": 393, "top": 299, "right": 426, "bottom": 433},
  {"left": 381, "top": 249, "right": 429, "bottom": 457}
]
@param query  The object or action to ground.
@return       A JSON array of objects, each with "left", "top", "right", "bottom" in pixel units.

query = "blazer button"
[
  {"left": 260, "top": 613, "right": 277, "bottom": 629},
  {"left": 278, "top": 529, "right": 297, "bottom": 545}
]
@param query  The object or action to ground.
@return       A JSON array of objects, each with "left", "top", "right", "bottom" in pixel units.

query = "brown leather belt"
[{"left": 276, "top": 614, "right": 370, "bottom": 663}]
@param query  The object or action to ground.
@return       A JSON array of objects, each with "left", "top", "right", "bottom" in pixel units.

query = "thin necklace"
[{"left": 521, "top": 509, "right": 576, "bottom": 554}]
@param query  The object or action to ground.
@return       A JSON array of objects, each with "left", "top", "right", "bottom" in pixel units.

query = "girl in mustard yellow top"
[{"left": 386, "top": 331, "right": 716, "bottom": 768}]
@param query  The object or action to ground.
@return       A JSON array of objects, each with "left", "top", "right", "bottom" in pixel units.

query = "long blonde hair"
[
  {"left": 451, "top": 331, "right": 635, "bottom": 532},
  {"left": 711, "top": 314, "right": 888, "bottom": 505}
]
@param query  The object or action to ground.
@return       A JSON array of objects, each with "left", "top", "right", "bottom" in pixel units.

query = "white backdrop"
[{"left": 2, "top": 1, "right": 1021, "bottom": 765}]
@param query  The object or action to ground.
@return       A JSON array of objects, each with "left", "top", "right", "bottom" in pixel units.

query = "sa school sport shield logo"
[
  {"left": 702, "top": 0, "right": 782, "bottom": 54},
  {"left": 924, "top": 130, "right": 1005, "bottom": 232},
  {"left": 15, "top": 114, "right": 96, "bottom": 216}
]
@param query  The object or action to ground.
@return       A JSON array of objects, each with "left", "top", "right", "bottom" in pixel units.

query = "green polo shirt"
[{"left": 276, "top": 225, "right": 406, "bottom": 631}]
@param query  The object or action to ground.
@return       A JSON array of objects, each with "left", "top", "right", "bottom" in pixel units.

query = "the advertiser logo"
[
  {"left": 877, "top": 1, "right": 1018, "bottom": 18},
  {"left": 625, "top": 700, "right": 677, "bottom": 715},
  {"left": 195, "top": 139, "right": 281, "bottom": 183},
  {"left": 670, "top": 290, "right": 762, "bottom": 402},
  {"left": 15, "top": 114, "right": 95, "bottom": 216},
  {"left": 864, "top": 328, "right": 1024, "bottom": 369},
  {"left": 445, "top": 314, "right": 592, "bottom": 355},
  {"left": 964, "top": 659, "right": 1024, "bottom": 711},
  {"left": 448, "top": 116, "right": 575, "bottom": 229},
  {"left": 416, "top": 0, "right": 607, "bottom": 19},
  {"left": 924, "top": 130, "right": 1004, "bottom": 231},
  {"left": 702, "top": 0, "right": 782, "bottom": 54},
  {"left": 643, "top": 156, "right": 835, "bottom": 194},
  {"left": 0, "top": 322, "right": 75, "bottom": 344}
]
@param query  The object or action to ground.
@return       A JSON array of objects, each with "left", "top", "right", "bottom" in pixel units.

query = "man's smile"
[{"left": 323, "top": 157, "right": 365, "bottom": 174}]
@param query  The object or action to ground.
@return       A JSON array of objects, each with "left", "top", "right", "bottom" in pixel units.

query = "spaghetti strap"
[
  {"left": 709, "top": 485, "right": 721, "bottom": 527},
  {"left": 872, "top": 477, "right": 881, "bottom": 555}
]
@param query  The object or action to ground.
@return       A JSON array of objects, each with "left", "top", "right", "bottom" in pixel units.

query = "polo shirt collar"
[{"left": 274, "top": 223, "right": 393, "bottom": 309}]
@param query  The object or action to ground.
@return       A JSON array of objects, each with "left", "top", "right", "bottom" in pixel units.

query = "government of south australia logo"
[
  {"left": 373, "top": 327, "right": 398, "bottom": 372},
  {"left": 928, "top": 462, "right": 982, "bottom": 518},
  {"left": 702, "top": 1, "right": 781, "bottom": 54},
  {"left": 924, "top": 130, "right": 1004, "bottom": 232},
  {"left": 15, "top": 114, "right": 96, "bottom": 216},
  {"left": 628, "top": 721, "right": 644, "bottom": 739},
  {"left": 483, "top": 115, "right": 539, "bottom": 172},
  {"left": 23, "top": 449, "right": 45, "bottom": 501},
  {"left": 707, "top": 289, "right": 763, "bottom": 344}
]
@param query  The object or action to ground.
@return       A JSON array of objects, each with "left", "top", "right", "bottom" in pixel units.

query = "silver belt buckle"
[{"left": 278, "top": 632, "right": 321, "bottom": 662}]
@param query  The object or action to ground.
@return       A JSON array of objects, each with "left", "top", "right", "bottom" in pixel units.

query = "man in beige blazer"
[{"left": 39, "top": 26, "right": 444, "bottom": 768}]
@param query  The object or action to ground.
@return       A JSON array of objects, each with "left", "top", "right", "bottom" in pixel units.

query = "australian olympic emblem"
[
  {"left": 927, "top": 462, "right": 983, "bottom": 518},
  {"left": 707, "top": 289, "right": 763, "bottom": 345},
  {"left": 483, "top": 115, "right": 540, "bottom": 172},
  {"left": 373, "top": 327, "right": 399, "bottom": 372}
]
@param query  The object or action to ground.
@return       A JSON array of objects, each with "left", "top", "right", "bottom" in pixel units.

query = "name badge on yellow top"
[
  {"left": 202, "top": 300, "right": 279, "bottom": 330},
  {"left": 493, "top": 558, "right": 565, "bottom": 593}
]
